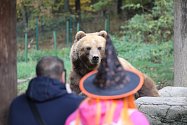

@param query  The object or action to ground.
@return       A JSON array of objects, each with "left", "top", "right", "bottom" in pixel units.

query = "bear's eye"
[
  {"left": 86, "top": 47, "right": 91, "bottom": 50},
  {"left": 98, "top": 47, "right": 102, "bottom": 50}
]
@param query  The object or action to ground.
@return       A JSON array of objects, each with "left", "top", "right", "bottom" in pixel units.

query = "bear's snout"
[{"left": 92, "top": 56, "right": 99, "bottom": 64}]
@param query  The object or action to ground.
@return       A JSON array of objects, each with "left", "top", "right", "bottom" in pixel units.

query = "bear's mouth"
[
  {"left": 79, "top": 55, "right": 100, "bottom": 70},
  {"left": 91, "top": 60, "right": 99, "bottom": 65},
  {"left": 84, "top": 60, "right": 99, "bottom": 70}
]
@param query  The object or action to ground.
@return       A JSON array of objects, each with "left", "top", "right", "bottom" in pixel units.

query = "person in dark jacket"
[{"left": 8, "top": 56, "right": 84, "bottom": 125}]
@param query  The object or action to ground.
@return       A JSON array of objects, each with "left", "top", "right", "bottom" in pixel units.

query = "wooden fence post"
[
  {"left": 35, "top": 17, "right": 39, "bottom": 50},
  {"left": 24, "top": 32, "right": 28, "bottom": 62}
]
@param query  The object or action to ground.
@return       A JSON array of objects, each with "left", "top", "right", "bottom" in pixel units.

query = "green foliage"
[
  {"left": 16, "top": 0, "right": 93, "bottom": 31},
  {"left": 17, "top": 61, "right": 36, "bottom": 79},
  {"left": 122, "top": 0, "right": 152, "bottom": 11},
  {"left": 17, "top": 48, "right": 70, "bottom": 79},
  {"left": 17, "top": 37, "right": 173, "bottom": 92},
  {"left": 122, "top": 3, "right": 143, "bottom": 10},
  {"left": 16, "top": 0, "right": 174, "bottom": 92},
  {"left": 91, "top": 0, "right": 113, "bottom": 12},
  {"left": 69, "top": 0, "right": 92, "bottom": 12},
  {"left": 112, "top": 36, "right": 173, "bottom": 87},
  {"left": 123, "top": 0, "right": 151, "bottom": 4},
  {"left": 121, "top": 0, "right": 173, "bottom": 43},
  {"left": 18, "top": 82, "right": 29, "bottom": 94},
  {"left": 17, "top": 48, "right": 71, "bottom": 92}
]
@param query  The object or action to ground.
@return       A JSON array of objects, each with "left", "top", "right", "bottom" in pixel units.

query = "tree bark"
[
  {"left": 64, "top": 0, "right": 70, "bottom": 12},
  {"left": 75, "top": 0, "right": 81, "bottom": 16},
  {"left": 21, "top": 5, "right": 29, "bottom": 30},
  {"left": 0, "top": 0, "right": 17, "bottom": 124},
  {"left": 117, "top": 0, "right": 122, "bottom": 15},
  {"left": 174, "top": 0, "right": 187, "bottom": 87},
  {"left": 75, "top": 0, "right": 81, "bottom": 27}
]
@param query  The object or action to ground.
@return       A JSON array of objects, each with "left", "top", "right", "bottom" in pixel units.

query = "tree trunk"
[
  {"left": 117, "top": 0, "right": 122, "bottom": 15},
  {"left": 174, "top": 0, "right": 187, "bottom": 87},
  {"left": 75, "top": 0, "right": 81, "bottom": 27},
  {"left": 0, "top": 0, "right": 17, "bottom": 124},
  {"left": 21, "top": 5, "right": 29, "bottom": 30},
  {"left": 64, "top": 0, "right": 70, "bottom": 12},
  {"left": 75, "top": 0, "right": 81, "bottom": 16}
]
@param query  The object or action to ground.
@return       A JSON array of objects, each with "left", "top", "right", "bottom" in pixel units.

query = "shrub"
[
  {"left": 121, "top": 0, "right": 173, "bottom": 43},
  {"left": 112, "top": 37, "right": 173, "bottom": 87}
]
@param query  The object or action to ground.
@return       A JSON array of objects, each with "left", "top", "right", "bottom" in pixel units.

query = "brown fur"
[
  {"left": 70, "top": 31, "right": 106, "bottom": 93},
  {"left": 69, "top": 31, "right": 159, "bottom": 98},
  {"left": 118, "top": 57, "right": 159, "bottom": 98}
]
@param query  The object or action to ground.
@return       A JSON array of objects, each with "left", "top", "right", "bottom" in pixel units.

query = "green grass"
[
  {"left": 17, "top": 48, "right": 71, "bottom": 76},
  {"left": 17, "top": 48, "right": 71, "bottom": 92},
  {"left": 17, "top": 37, "right": 174, "bottom": 92},
  {"left": 112, "top": 37, "right": 173, "bottom": 87}
]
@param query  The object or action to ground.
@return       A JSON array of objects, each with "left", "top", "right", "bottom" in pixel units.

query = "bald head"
[{"left": 36, "top": 56, "right": 64, "bottom": 81}]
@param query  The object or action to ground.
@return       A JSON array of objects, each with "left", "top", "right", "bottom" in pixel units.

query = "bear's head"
[{"left": 71, "top": 30, "right": 107, "bottom": 71}]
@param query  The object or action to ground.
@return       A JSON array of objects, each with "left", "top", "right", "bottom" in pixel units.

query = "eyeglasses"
[{"left": 63, "top": 69, "right": 67, "bottom": 84}]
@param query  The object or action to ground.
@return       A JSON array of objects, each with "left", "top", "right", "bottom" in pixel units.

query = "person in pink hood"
[{"left": 65, "top": 35, "right": 150, "bottom": 125}]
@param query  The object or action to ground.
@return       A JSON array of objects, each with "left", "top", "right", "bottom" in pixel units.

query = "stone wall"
[{"left": 136, "top": 87, "right": 187, "bottom": 125}]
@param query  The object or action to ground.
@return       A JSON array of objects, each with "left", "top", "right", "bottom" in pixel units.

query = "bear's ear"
[
  {"left": 98, "top": 30, "right": 107, "bottom": 39},
  {"left": 75, "top": 31, "right": 86, "bottom": 42}
]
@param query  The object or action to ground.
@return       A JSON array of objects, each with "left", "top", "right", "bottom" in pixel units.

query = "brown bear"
[{"left": 69, "top": 30, "right": 159, "bottom": 98}]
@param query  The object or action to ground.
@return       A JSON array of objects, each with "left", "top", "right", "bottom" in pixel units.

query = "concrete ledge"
[
  {"left": 159, "top": 86, "right": 187, "bottom": 97},
  {"left": 136, "top": 97, "right": 187, "bottom": 125}
]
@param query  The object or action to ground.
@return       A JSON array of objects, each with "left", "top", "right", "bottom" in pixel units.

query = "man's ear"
[
  {"left": 61, "top": 72, "right": 65, "bottom": 84},
  {"left": 98, "top": 30, "right": 107, "bottom": 39},
  {"left": 75, "top": 31, "right": 86, "bottom": 42}
]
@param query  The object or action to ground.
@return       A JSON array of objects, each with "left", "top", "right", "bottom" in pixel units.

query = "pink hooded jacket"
[{"left": 65, "top": 99, "right": 149, "bottom": 125}]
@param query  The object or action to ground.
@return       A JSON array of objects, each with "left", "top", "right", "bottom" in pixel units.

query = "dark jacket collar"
[{"left": 26, "top": 76, "right": 67, "bottom": 102}]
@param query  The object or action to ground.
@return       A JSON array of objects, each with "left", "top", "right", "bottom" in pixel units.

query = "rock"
[
  {"left": 136, "top": 97, "right": 187, "bottom": 125},
  {"left": 159, "top": 86, "right": 187, "bottom": 97}
]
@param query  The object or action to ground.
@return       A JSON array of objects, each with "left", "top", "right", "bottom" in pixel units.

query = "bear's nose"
[{"left": 92, "top": 56, "right": 99, "bottom": 61}]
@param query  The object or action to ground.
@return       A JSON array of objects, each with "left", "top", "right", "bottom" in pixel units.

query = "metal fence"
[{"left": 16, "top": 14, "right": 115, "bottom": 62}]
